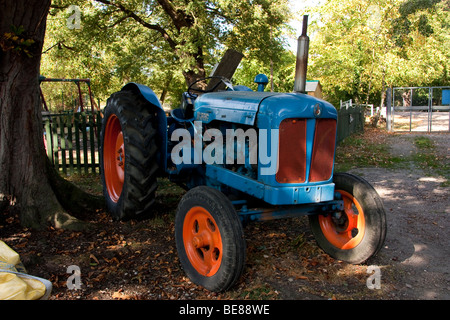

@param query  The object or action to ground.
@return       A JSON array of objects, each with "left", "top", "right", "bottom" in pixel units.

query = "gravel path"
[{"left": 348, "top": 132, "right": 449, "bottom": 299}]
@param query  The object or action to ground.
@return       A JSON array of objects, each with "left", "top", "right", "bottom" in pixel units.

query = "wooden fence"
[
  {"left": 43, "top": 111, "right": 103, "bottom": 174},
  {"left": 336, "top": 105, "right": 365, "bottom": 144}
]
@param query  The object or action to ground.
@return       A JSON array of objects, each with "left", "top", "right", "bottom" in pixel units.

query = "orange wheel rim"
[
  {"left": 319, "top": 190, "right": 365, "bottom": 250},
  {"left": 103, "top": 114, "right": 125, "bottom": 203},
  {"left": 183, "top": 206, "right": 223, "bottom": 277}
]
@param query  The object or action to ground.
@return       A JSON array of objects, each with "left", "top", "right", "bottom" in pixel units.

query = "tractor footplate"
[{"left": 236, "top": 200, "right": 344, "bottom": 223}]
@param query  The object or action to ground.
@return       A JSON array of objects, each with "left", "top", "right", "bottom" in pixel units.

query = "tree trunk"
[
  {"left": 181, "top": 47, "right": 207, "bottom": 87},
  {"left": 0, "top": 0, "right": 102, "bottom": 230}
]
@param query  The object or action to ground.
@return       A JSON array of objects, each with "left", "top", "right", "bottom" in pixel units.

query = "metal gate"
[{"left": 386, "top": 86, "right": 450, "bottom": 132}]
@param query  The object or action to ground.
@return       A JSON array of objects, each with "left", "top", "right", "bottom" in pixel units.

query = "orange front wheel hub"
[
  {"left": 183, "top": 206, "right": 223, "bottom": 277},
  {"left": 318, "top": 190, "right": 366, "bottom": 250}
]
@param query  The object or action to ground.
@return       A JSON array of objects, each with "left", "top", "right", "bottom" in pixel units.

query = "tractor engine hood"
[
  {"left": 194, "top": 91, "right": 277, "bottom": 126},
  {"left": 193, "top": 91, "right": 337, "bottom": 126}
]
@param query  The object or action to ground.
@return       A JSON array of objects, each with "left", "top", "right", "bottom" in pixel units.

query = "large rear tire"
[
  {"left": 309, "top": 173, "right": 386, "bottom": 264},
  {"left": 100, "top": 90, "right": 159, "bottom": 221}
]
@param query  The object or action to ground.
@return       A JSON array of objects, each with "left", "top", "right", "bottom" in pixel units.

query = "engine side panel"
[{"left": 194, "top": 91, "right": 277, "bottom": 125}]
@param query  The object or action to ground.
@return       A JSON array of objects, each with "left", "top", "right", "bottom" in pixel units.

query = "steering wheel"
[{"left": 187, "top": 76, "right": 234, "bottom": 94}]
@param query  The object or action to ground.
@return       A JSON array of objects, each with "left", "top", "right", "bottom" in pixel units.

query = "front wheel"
[
  {"left": 175, "top": 186, "right": 246, "bottom": 292},
  {"left": 309, "top": 173, "right": 386, "bottom": 264}
]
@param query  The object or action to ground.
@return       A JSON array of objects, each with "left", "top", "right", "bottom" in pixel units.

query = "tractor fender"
[{"left": 121, "top": 82, "right": 168, "bottom": 172}]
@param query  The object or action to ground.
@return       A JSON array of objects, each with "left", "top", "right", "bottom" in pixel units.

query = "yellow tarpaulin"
[{"left": 0, "top": 241, "right": 52, "bottom": 300}]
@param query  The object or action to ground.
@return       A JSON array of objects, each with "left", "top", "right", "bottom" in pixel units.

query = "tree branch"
[
  {"left": 94, "top": 0, "right": 178, "bottom": 50},
  {"left": 42, "top": 41, "right": 76, "bottom": 54},
  {"left": 50, "top": 4, "right": 71, "bottom": 9},
  {"left": 103, "top": 14, "right": 132, "bottom": 29},
  {"left": 156, "top": 0, "right": 191, "bottom": 31},
  {"left": 205, "top": 5, "right": 235, "bottom": 24}
]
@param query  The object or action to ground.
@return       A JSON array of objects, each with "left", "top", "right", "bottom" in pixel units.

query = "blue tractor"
[
  {"left": 99, "top": 74, "right": 386, "bottom": 292},
  {"left": 99, "top": 17, "right": 386, "bottom": 292}
]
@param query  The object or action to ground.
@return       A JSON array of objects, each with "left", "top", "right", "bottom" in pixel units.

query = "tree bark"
[{"left": 0, "top": 0, "right": 102, "bottom": 230}]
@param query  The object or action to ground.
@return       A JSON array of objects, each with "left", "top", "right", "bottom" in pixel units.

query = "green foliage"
[
  {"left": 41, "top": 0, "right": 449, "bottom": 111},
  {"left": 0, "top": 25, "right": 36, "bottom": 58},
  {"left": 41, "top": 0, "right": 293, "bottom": 109},
  {"left": 233, "top": 48, "right": 296, "bottom": 92},
  {"left": 301, "top": 0, "right": 450, "bottom": 107}
]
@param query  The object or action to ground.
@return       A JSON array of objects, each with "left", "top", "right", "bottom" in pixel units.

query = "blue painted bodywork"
[
  {"left": 195, "top": 91, "right": 338, "bottom": 205},
  {"left": 194, "top": 91, "right": 336, "bottom": 126},
  {"left": 256, "top": 93, "right": 337, "bottom": 193},
  {"left": 237, "top": 199, "right": 344, "bottom": 223},
  {"left": 194, "top": 91, "right": 277, "bottom": 126},
  {"left": 254, "top": 74, "right": 269, "bottom": 92},
  {"left": 121, "top": 78, "right": 339, "bottom": 216},
  {"left": 122, "top": 82, "right": 161, "bottom": 107}
]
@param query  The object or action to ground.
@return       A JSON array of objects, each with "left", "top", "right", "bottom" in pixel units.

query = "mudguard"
[{"left": 121, "top": 83, "right": 168, "bottom": 171}]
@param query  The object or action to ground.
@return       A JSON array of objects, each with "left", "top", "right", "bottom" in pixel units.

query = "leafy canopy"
[
  {"left": 41, "top": 0, "right": 293, "bottom": 109},
  {"left": 302, "top": 0, "right": 449, "bottom": 106}
]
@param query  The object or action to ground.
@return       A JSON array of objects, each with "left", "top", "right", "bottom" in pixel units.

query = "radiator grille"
[
  {"left": 276, "top": 118, "right": 336, "bottom": 184},
  {"left": 309, "top": 119, "right": 336, "bottom": 182},
  {"left": 276, "top": 119, "right": 307, "bottom": 183}
]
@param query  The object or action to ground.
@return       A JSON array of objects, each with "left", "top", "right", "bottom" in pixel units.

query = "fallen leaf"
[
  {"left": 112, "top": 291, "right": 132, "bottom": 300},
  {"left": 90, "top": 254, "right": 100, "bottom": 265}
]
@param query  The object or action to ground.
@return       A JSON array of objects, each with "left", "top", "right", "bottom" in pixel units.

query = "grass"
[
  {"left": 412, "top": 136, "right": 450, "bottom": 187},
  {"left": 234, "top": 282, "right": 279, "bottom": 300},
  {"left": 413, "top": 136, "right": 435, "bottom": 149},
  {"left": 413, "top": 136, "right": 440, "bottom": 169},
  {"left": 335, "top": 128, "right": 449, "bottom": 187},
  {"left": 334, "top": 128, "right": 404, "bottom": 172},
  {"left": 64, "top": 172, "right": 103, "bottom": 196}
]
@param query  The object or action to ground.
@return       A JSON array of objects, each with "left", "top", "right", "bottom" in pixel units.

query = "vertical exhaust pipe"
[{"left": 294, "top": 15, "right": 310, "bottom": 94}]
